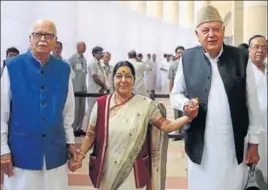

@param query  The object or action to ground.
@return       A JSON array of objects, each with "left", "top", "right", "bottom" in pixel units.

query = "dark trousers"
[{"left": 174, "top": 109, "right": 184, "bottom": 134}]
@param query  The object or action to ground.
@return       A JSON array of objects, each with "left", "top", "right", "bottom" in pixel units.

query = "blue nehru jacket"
[{"left": 5, "top": 50, "right": 71, "bottom": 170}]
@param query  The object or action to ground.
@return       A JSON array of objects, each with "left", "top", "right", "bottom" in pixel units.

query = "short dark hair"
[
  {"left": 128, "top": 50, "right": 137, "bottom": 59},
  {"left": 248, "top": 35, "right": 266, "bottom": 46},
  {"left": 137, "top": 53, "right": 143, "bottom": 58},
  {"left": 238, "top": 43, "right": 249, "bottom": 49},
  {"left": 6, "top": 47, "right": 19, "bottom": 56},
  {"left": 175, "top": 46, "right": 185, "bottom": 53},
  {"left": 92, "top": 46, "right": 103, "bottom": 55},
  {"left": 56, "top": 41, "right": 63, "bottom": 48},
  {"left": 113, "top": 61, "right": 136, "bottom": 80}
]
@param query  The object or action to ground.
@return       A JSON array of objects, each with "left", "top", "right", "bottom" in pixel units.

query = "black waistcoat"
[{"left": 181, "top": 44, "right": 249, "bottom": 165}]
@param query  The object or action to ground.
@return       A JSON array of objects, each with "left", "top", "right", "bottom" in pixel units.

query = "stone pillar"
[
  {"left": 125, "top": 1, "right": 146, "bottom": 13},
  {"left": 178, "top": 1, "right": 194, "bottom": 28},
  {"left": 162, "top": 1, "right": 179, "bottom": 25},
  {"left": 243, "top": 1, "right": 267, "bottom": 43},
  {"left": 232, "top": 1, "right": 244, "bottom": 46},
  {"left": 145, "top": 1, "right": 163, "bottom": 19}
]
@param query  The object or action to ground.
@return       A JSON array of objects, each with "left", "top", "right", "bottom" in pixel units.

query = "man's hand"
[
  {"left": 67, "top": 144, "right": 78, "bottom": 172},
  {"left": 1, "top": 153, "right": 14, "bottom": 177},
  {"left": 245, "top": 143, "right": 260, "bottom": 164},
  {"left": 184, "top": 98, "right": 199, "bottom": 119},
  {"left": 70, "top": 153, "right": 84, "bottom": 172}
]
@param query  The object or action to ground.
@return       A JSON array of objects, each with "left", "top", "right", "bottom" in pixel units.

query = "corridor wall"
[{"left": 1, "top": 1, "right": 198, "bottom": 64}]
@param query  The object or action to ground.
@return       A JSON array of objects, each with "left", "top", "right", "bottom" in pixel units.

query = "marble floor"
[{"left": 1, "top": 98, "right": 189, "bottom": 190}]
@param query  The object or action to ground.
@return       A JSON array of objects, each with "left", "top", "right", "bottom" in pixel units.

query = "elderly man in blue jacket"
[{"left": 1, "top": 18, "right": 77, "bottom": 190}]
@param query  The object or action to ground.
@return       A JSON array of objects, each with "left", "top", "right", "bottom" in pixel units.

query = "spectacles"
[
  {"left": 31, "top": 32, "right": 55, "bottom": 40},
  {"left": 250, "top": 45, "right": 267, "bottom": 51}
]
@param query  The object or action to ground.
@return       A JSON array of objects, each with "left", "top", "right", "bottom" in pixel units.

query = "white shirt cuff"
[
  {"left": 248, "top": 134, "right": 259, "bottom": 144},
  {"left": 65, "top": 128, "right": 75, "bottom": 144},
  {"left": 1, "top": 145, "right": 10, "bottom": 156}
]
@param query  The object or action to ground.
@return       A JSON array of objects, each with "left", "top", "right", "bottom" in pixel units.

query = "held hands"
[
  {"left": 67, "top": 144, "right": 79, "bottom": 172},
  {"left": 184, "top": 97, "right": 199, "bottom": 121},
  {"left": 68, "top": 147, "right": 84, "bottom": 172},
  {"left": 0, "top": 153, "right": 14, "bottom": 177}
]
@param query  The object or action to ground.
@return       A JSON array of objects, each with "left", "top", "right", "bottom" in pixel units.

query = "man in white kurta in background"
[
  {"left": 1, "top": 18, "right": 77, "bottom": 190},
  {"left": 248, "top": 35, "right": 267, "bottom": 181},
  {"left": 1, "top": 47, "right": 20, "bottom": 77},
  {"left": 170, "top": 6, "right": 261, "bottom": 190},
  {"left": 144, "top": 53, "right": 157, "bottom": 94},
  {"left": 160, "top": 54, "right": 173, "bottom": 94},
  {"left": 101, "top": 51, "right": 114, "bottom": 93},
  {"left": 128, "top": 50, "right": 152, "bottom": 97},
  {"left": 83, "top": 46, "right": 106, "bottom": 131},
  {"left": 168, "top": 46, "right": 185, "bottom": 140}
]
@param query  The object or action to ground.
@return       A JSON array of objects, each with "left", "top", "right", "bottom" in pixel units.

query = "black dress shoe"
[
  {"left": 79, "top": 130, "right": 86, "bottom": 136},
  {"left": 74, "top": 131, "right": 81, "bottom": 137},
  {"left": 173, "top": 134, "right": 184, "bottom": 141}
]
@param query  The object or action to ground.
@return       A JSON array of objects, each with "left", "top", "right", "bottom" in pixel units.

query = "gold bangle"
[{"left": 79, "top": 151, "right": 86, "bottom": 158}]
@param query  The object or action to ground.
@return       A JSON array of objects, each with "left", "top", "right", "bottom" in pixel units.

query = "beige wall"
[
  {"left": 210, "top": 1, "right": 232, "bottom": 36},
  {"left": 243, "top": 1, "right": 267, "bottom": 42},
  {"left": 116, "top": 1, "right": 267, "bottom": 46}
]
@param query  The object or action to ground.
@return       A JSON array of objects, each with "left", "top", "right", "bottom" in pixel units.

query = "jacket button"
[
  {"left": 236, "top": 76, "right": 240, "bottom": 79},
  {"left": 207, "top": 76, "right": 210, "bottom": 79},
  {"left": 42, "top": 117, "right": 46, "bottom": 121},
  {"left": 42, "top": 134, "right": 46, "bottom": 138},
  {"left": 40, "top": 86, "right": 44, "bottom": 90},
  {"left": 205, "top": 89, "right": 208, "bottom": 93},
  {"left": 40, "top": 70, "right": 44, "bottom": 74}
]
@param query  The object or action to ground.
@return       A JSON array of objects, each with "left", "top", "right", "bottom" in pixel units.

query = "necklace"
[{"left": 110, "top": 93, "right": 133, "bottom": 111}]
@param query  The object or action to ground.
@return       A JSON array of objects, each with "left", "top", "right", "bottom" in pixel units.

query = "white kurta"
[
  {"left": 101, "top": 61, "right": 114, "bottom": 93},
  {"left": 252, "top": 61, "right": 267, "bottom": 180},
  {"left": 170, "top": 49, "right": 261, "bottom": 190},
  {"left": 160, "top": 60, "right": 173, "bottom": 94},
  {"left": 128, "top": 58, "right": 152, "bottom": 97},
  {"left": 83, "top": 58, "right": 105, "bottom": 131},
  {"left": 1, "top": 61, "right": 75, "bottom": 190},
  {"left": 144, "top": 60, "right": 157, "bottom": 92}
]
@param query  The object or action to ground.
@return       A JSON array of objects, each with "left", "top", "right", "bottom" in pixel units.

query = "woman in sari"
[{"left": 72, "top": 61, "right": 198, "bottom": 190}]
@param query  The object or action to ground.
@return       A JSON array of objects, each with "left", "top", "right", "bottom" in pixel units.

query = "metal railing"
[{"left": 75, "top": 90, "right": 170, "bottom": 100}]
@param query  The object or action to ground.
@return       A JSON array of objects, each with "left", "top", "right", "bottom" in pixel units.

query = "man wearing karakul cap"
[{"left": 170, "top": 5, "right": 261, "bottom": 190}]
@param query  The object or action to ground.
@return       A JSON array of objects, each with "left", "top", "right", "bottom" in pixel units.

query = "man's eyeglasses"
[
  {"left": 250, "top": 45, "right": 267, "bottom": 51},
  {"left": 31, "top": 32, "right": 55, "bottom": 40}
]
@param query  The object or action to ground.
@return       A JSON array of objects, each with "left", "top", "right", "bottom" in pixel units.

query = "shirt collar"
[
  {"left": 76, "top": 53, "right": 84, "bottom": 58},
  {"left": 203, "top": 46, "right": 223, "bottom": 61},
  {"left": 250, "top": 59, "right": 267, "bottom": 75},
  {"left": 29, "top": 49, "right": 50, "bottom": 65}
]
